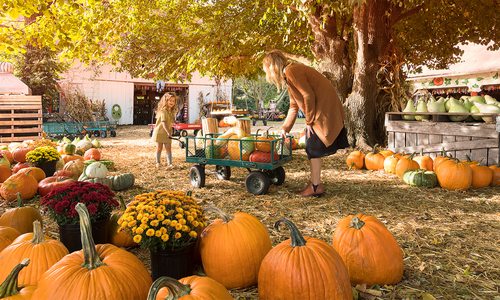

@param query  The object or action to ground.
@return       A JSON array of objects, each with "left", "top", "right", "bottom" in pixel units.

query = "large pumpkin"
[
  {"left": 249, "top": 151, "right": 279, "bottom": 163},
  {"left": 148, "top": 276, "right": 233, "bottom": 300},
  {"left": 379, "top": 149, "right": 394, "bottom": 158},
  {"left": 470, "top": 164, "right": 493, "bottom": 188},
  {"left": 345, "top": 150, "right": 365, "bottom": 170},
  {"left": 395, "top": 154, "right": 419, "bottom": 178},
  {"left": 433, "top": 150, "right": 450, "bottom": 173},
  {"left": 108, "top": 197, "right": 137, "bottom": 248},
  {"left": 0, "top": 221, "right": 69, "bottom": 286},
  {"left": 0, "top": 194, "right": 43, "bottom": 234},
  {"left": 107, "top": 173, "right": 135, "bottom": 191},
  {"left": 364, "top": 149, "right": 385, "bottom": 171},
  {"left": 258, "top": 218, "right": 352, "bottom": 300},
  {"left": 61, "top": 154, "right": 84, "bottom": 164},
  {"left": 0, "top": 259, "right": 36, "bottom": 299},
  {"left": 200, "top": 207, "right": 272, "bottom": 289},
  {"left": 38, "top": 176, "right": 75, "bottom": 197},
  {"left": 0, "top": 171, "right": 38, "bottom": 202},
  {"left": 16, "top": 167, "right": 46, "bottom": 182},
  {"left": 332, "top": 214, "right": 404, "bottom": 285},
  {"left": 0, "top": 226, "right": 20, "bottom": 252},
  {"left": 32, "top": 203, "right": 152, "bottom": 299},
  {"left": 436, "top": 159, "right": 472, "bottom": 190},
  {"left": 490, "top": 165, "right": 500, "bottom": 186},
  {"left": 83, "top": 148, "right": 101, "bottom": 161}
]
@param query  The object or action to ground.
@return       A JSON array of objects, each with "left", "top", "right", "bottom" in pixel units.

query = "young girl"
[{"left": 151, "top": 93, "right": 178, "bottom": 168}]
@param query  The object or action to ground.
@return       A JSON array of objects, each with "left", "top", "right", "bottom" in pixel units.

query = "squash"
[
  {"left": 402, "top": 169, "right": 438, "bottom": 188},
  {"left": 148, "top": 276, "right": 233, "bottom": 300},
  {"left": 76, "top": 139, "right": 93, "bottom": 152},
  {"left": 0, "top": 193, "right": 43, "bottom": 234},
  {"left": 0, "top": 226, "right": 20, "bottom": 252},
  {"left": 413, "top": 149, "right": 433, "bottom": 171},
  {"left": 395, "top": 154, "right": 420, "bottom": 178},
  {"left": 109, "top": 197, "right": 137, "bottom": 248},
  {"left": 490, "top": 165, "right": 500, "bottom": 186},
  {"left": 258, "top": 218, "right": 352, "bottom": 300},
  {"left": 83, "top": 148, "right": 101, "bottom": 161},
  {"left": 0, "top": 259, "right": 36, "bottom": 299},
  {"left": 332, "top": 214, "right": 404, "bottom": 285},
  {"left": 436, "top": 159, "right": 472, "bottom": 190},
  {"left": 255, "top": 128, "right": 275, "bottom": 153},
  {"left": 346, "top": 150, "right": 365, "bottom": 170},
  {"left": 0, "top": 171, "right": 38, "bottom": 202},
  {"left": 200, "top": 207, "right": 272, "bottom": 289},
  {"left": 470, "top": 164, "right": 493, "bottom": 188},
  {"left": 16, "top": 167, "right": 46, "bottom": 182},
  {"left": 84, "top": 161, "right": 108, "bottom": 178},
  {"left": 249, "top": 151, "right": 278, "bottom": 163},
  {"left": 0, "top": 221, "right": 68, "bottom": 286},
  {"left": 31, "top": 203, "right": 152, "bottom": 299},
  {"left": 107, "top": 173, "right": 135, "bottom": 191},
  {"left": 364, "top": 148, "right": 385, "bottom": 170},
  {"left": 83, "top": 177, "right": 113, "bottom": 188}
]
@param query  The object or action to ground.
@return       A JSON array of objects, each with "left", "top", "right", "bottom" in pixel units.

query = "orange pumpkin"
[
  {"left": 16, "top": 167, "right": 46, "bottom": 182},
  {"left": 395, "top": 154, "right": 419, "bottom": 178},
  {"left": 255, "top": 128, "right": 275, "bottom": 153},
  {"left": 0, "top": 221, "right": 68, "bottom": 286},
  {"left": 470, "top": 164, "right": 493, "bottom": 188},
  {"left": 346, "top": 150, "right": 365, "bottom": 170},
  {"left": 0, "top": 171, "right": 38, "bottom": 202},
  {"left": 149, "top": 276, "right": 233, "bottom": 300},
  {"left": 61, "top": 154, "right": 84, "bottom": 164},
  {"left": 333, "top": 214, "right": 404, "bottom": 285},
  {"left": 413, "top": 150, "right": 433, "bottom": 171},
  {"left": 0, "top": 193, "right": 43, "bottom": 234},
  {"left": 0, "top": 165, "right": 12, "bottom": 183},
  {"left": 258, "top": 219, "right": 352, "bottom": 300},
  {"left": 433, "top": 150, "right": 450, "bottom": 173},
  {"left": 200, "top": 207, "right": 272, "bottom": 289},
  {"left": 0, "top": 259, "right": 36, "bottom": 299},
  {"left": 383, "top": 154, "right": 400, "bottom": 174},
  {"left": 108, "top": 197, "right": 137, "bottom": 248},
  {"left": 0, "top": 150, "right": 14, "bottom": 164},
  {"left": 32, "top": 203, "right": 152, "bottom": 300},
  {"left": 12, "top": 147, "right": 32, "bottom": 163},
  {"left": 83, "top": 148, "right": 101, "bottom": 161},
  {"left": 379, "top": 149, "right": 394, "bottom": 158},
  {"left": 364, "top": 149, "right": 385, "bottom": 171},
  {"left": 436, "top": 159, "right": 472, "bottom": 190},
  {"left": 227, "top": 135, "right": 254, "bottom": 161},
  {"left": 489, "top": 165, "right": 500, "bottom": 186},
  {"left": 0, "top": 226, "right": 20, "bottom": 252}
]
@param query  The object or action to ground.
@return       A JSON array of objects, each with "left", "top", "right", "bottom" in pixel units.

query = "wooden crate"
[
  {"left": 385, "top": 112, "right": 500, "bottom": 166},
  {"left": 0, "top": 95, "right": 43, "bottom": 143}
]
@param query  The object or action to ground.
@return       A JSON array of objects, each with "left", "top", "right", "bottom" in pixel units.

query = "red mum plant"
[{"left": 41, "top": 181, "right": 118, "bottom": 225}]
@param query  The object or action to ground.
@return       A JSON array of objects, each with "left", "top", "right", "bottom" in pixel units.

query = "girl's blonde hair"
[
  {"left": 156, "top": 92, "right": 178, "bottom": 115},
  {"left": 262, "top": 50, "right": 288, "bottom": 91}
]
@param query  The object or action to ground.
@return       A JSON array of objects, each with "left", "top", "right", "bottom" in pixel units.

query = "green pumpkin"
[
  {"left": 403, "top": 169, "right": 438, "bottom": 188},
  {"left": 107, "top": 173, "right": 135, "bottom": 191},
  {"left": 64, "top": 143, "right": 76, "bottom": 155},
  {"left": 83, "top": 177, "right": 113, "bottom": 188}
]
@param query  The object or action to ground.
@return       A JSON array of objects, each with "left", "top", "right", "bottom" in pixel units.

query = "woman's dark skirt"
[{"left": 306, "top": 127, "right": 349, "bottom": 159}]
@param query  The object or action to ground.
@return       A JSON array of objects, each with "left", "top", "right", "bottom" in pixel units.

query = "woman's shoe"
[
  {"left": 155, "top": 163, "right": 162, "bottom": 169},
  {"left": 300, "top": 183, "right": 325, "bottom": 197}
]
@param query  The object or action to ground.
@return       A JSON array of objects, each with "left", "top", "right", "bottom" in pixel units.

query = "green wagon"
[{"left": 184, "top": 134, "right": 293, "bottom": 195}]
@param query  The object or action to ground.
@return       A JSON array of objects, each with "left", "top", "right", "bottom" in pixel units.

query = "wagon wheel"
[
  {"left": 245, "top": 171, "right": 270, "bottom": 195},
  {"left": 110, "top": 130, "right": 117, "bottom": 137},
  {"left": 180, "top": 130, "right": 188, "bottom": 137},
  {"left": 190, "top": 165, "right": 206, "bottom": 188},
  {"left": 215, "top": 165, "right": 231, "bottom": 180},
  {"left": 268, "top": 166, "right": 286, "bottom": 186},
  {"left": 93, "top": 130, "right": 100, "bottom": 137},
  {"left": 101, "top": 131, "right": 107, "bottom": 138}
]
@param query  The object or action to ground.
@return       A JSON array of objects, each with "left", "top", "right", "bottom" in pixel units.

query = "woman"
[
  {"left": 151, "top": 92, "right": 178, "bottom": 168},
  {"left": 263, "top": 50, "right": 349, "bottom": 197}
]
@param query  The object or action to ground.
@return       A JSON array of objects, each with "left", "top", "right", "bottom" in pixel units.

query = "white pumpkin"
[
  {"left": 76, "top": 140, "right": 93, "bottom": 152},
  {"left": 85, "top": 161, "right": 108, "bottom": 178}
]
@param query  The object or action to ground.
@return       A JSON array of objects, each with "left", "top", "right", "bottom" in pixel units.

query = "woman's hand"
[
  {"left": 280, "top": 129, "right": 288, "bottom": 139},
  {"left": 305, "top": 125, "right": 314, "bottom": 137}
]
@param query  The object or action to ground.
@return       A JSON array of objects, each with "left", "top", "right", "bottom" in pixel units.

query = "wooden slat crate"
[
  {"left": 0, "top": 95, "right": 43, "bottom": 143},
  {"left": 385, "top": 112, "right": 500, "bottom": 166}
]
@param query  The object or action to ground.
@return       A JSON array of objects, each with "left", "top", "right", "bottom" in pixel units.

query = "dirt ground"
[{"left": 1, "top": 125, "right": 499, "bottom": 299}]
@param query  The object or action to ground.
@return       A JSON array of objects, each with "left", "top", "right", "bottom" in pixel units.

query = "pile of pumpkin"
[
  {"left": 0, "top": 192, "right": 405, "bottom": 299},
  {"left": 346, "top": 148, "right": 500, "bottom": 190}
]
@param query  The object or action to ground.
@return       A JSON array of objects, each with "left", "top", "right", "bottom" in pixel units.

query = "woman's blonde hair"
[
  {"left": 262, "top": 50, "right": 288, "bottom": 91},
  {"left": 156, "top": 92, "right": 178, "bottom": 115}
]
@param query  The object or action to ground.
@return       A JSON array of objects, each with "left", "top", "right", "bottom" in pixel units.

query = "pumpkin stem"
[
  {"left": 0, "top": 258, "right": 29, "bottom": 298},
  {"left": 31, "top": 220, "right": 45, "bottom": 244},
  {"left": 274, "top": 218, "right": 306, "bottom": 247},
  {"left": 419, "top": 149, "right": 424, "bottom": 156},
  {"left": 350, "top": 216, "right": 365, "bottom": 230},
  {"left": 16, "top": 192, "right": 23, "bottom": 208},
  {"left": 118, "top": 195, "right": 127, "bottom": 211},
  {"left": 204, "top": 206, "right": 232, "bottom": 223},
  {"left": 147, "top": 276, "right": 191, "bottom": 300},
  {"left": 75, "top": 203, "right": 105, "bottom": 270}
]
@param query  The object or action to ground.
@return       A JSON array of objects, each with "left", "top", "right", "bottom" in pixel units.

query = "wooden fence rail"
[{"left": 0, "top": 95, "right": 43, "bottom": 143}]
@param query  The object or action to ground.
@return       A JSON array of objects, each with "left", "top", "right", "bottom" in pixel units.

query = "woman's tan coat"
[{"left": 281, "top": 63, "right": 346, "bottom": 147}]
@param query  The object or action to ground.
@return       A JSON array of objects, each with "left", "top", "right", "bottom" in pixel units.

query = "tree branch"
[{"left": 391, "top": 3, "right": 425, "bottom": 26}]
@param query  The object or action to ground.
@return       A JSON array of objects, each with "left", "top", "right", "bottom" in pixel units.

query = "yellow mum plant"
[
  {"left": 118, "top": 190, "right": 207, "bottom": 251},
  {"left": 26, "top": 146, "right": 61, "bottom": 165}
]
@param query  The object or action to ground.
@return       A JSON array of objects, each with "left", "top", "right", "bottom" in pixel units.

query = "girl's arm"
[
  {"left": 281, "top": 97, "right": 298, "bottom": 133},
  {"left": 285, "top": 69, "right": 316, "bottom": 126}
]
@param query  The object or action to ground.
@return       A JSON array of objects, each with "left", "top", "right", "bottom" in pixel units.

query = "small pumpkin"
[
  {"left": 16, "top": 167, "right": 46, "bottom": 182},
  {"left": 258, "top": 218, "right": 352, "bottom": 300},
  {"left": 402, "top": 169, "right": 438, "bottom": 188},
  {"left": 249, "top": 151, "right": 279, "bottom": 163},
  {"left": 255, "top": 128, "right": 275, "bottom": 153},
  {"left": 332, "top": 214, "right": 404, "bottom": 285},
  {"left": 346, "top": 150, "right": 365, "bottom": 170},
  {"left": 413, "top": 149, "right": 433, "bottom": 171},
  {"left": 489, "top": 165, "right": 500, "bottom": 186},
  {"left": 200, "top": 207, "right": 272, "bottom": 289},
  {"left": 0, "top": 221, "right": 69, "bottom": 286},
  {"left": 436, "top": 159, "right": 472, "bottom": 190},
  {"left": 108, "top": 197, "right": 137, "bottom": 248},
  {"left": 0, "top": 226, "right": 20, "bottom": 252},
  {"left": 107, "top": 173, "right": 135, "bottom": 191},
  {"left": 364, "top": 148, "right": 385, "bottom": 171},
  {"left": 383, "top": 154, "right": 401, "bottom": 174},
  {"left": 32, "top": 203, "right": 152, "bottom": 299},
  {"left": 83, "top": 148, "right": 101, "bottom": 161},
  {"left": 148, "top": 276, "right": 233, "bottom": 300},
  {"left": 63, "top": 143, "right": 76, "bottom": 155},
  {"left": 0, "top": 259, "right": 36, "bottom": 299},
  {"left": 0, "top": 171, "right": 38, "bottom": 202},
  {"left": 0, "top": 193, "right": 43, "bottom": 234},
  {"left": 84, "top": 161, "right": 108, "bottom": 178},
  {"left": 470, "top": 164, "right": 493, "bottom": 188},
  {"left": 395, "top": 154, "right": 419, "bottom": 178}
]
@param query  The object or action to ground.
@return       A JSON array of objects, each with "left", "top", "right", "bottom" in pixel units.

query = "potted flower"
[
  {"left": 26, "top": 146, "right": 61, "bottom": 176},
  {"left": 40, "top": 181, "right": 118, "bottom": 252},
  {"left": 118, "top": 190, "right": 207, "bottom": 280}
]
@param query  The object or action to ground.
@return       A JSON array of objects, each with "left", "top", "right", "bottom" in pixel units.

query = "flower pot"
[
  {"left": 150, "top": 243, "right": 196, "bottom": 280},
  {"left": 58, "top": 216, "right": 109, "bottom": 252},
  {"left": 36, "top": 160, "right": 58, "bottom": 177}
]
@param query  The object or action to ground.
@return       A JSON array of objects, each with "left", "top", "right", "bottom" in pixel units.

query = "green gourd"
[
  {"left": 414, "top": 100, "right": 429, "bottom": 121},
  {"left": 469, "top": 96, "right": 485, "bottom": 104},
  {"left": 469, "top": 105, "right": 483, "bottom": 121},
  {"left": 474, "top": 102, "right": 500, "bottom": 123},
  {"left": 107, "top": 173, "right": 135, "bottom": 191},
  {"left": 448, "top": 101, "right": 469, "bottom": 122},
  {"left": 462, "top": 99, "right": 473, "bottom": 112},
  {"left": 444, "top": 97, "right": 460, "bottom": 112},
  {"left": 484, "top": 95, "right": 500, "bottom": 106},
  {"left": 403, "top": 169, "right": 438, "bottom": 188},
  {"left": 402, "top": 100, "right": 416, "bottom": 120}
]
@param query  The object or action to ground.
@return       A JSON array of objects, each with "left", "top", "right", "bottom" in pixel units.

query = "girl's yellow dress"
[{"left": 151, "top": 110, "right": 175, "bottom": 143}]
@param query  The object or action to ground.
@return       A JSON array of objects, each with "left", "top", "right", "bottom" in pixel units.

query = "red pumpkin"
[
  {"left": 249, "top": 151, "right": 279, "bottom": 163},
  {"left": 12, "top": 147, "right": 32, "bottom": 163},
  {"left": 38, "top": 176, "right": 75, "bottom": 197},
  {"left": 84, "top": 148, "right": 101, "bottom": 161},
  {"left": 12, "top": 162, "right": 30, "bottom": 174}
]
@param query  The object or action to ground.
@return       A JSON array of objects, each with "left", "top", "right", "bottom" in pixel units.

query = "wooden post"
[{"left": 201, "top": 117, "right": 218, "bottom": 135}]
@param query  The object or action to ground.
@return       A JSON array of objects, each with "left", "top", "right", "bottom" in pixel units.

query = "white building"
[{"left": 60, "top": 62, "right": 232, "bottom": 125}]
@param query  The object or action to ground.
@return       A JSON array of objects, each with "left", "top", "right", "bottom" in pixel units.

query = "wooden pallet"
[
  {"left": 385, "top": 112, "right": 500, "bottom": 165},
  {"left": 0, "top": 95, "right": 43, "bottom": 143}
]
